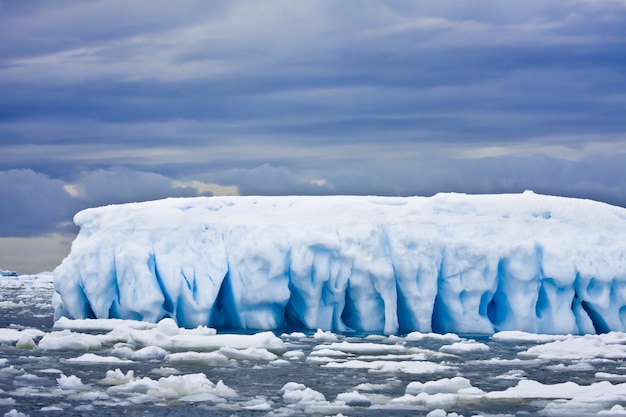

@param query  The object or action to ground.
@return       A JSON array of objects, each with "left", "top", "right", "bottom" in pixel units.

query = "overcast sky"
[{"left": 1, "top": 1, "right": 626, "bottom": 273}]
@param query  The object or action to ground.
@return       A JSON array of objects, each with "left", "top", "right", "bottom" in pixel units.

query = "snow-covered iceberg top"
[{"left": 53, "top": 192, "right": 626, "bottom": 335}]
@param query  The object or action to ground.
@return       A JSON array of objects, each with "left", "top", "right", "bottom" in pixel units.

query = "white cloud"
[
  {"left": 173, "top": 180, "right": 239, "bottom": 196},
  {"left": 70, "top": 168, "right": 199, "bottom": 206},
  {"left": 452, "top": 135, "right": 626, "bottom": 161}
]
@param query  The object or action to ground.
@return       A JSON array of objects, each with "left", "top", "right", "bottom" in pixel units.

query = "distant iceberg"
[
  {"left": 0, "top": 268, "right": 19, "bottom": 277},
  {"left": 53, "top": 192, "right": 626, "bottom": 335}
]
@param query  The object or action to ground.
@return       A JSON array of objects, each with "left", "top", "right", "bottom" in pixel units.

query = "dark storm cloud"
[
  {"left": 72, "top": 168, "right": 201, "bottom": 207},
  {"left": 0, "top": 169, "right": 78, "bottom": 237},
  {"left": 1, "top": 1, "right": 625, "bottom": 144},
  {"left": 208, "top": 164, "right": 333, "bottom": 196},
  {"left": 0, "top": 167, "right": 202, "bottom": 238},
  {"left": 197, "top": 152, "right": 626, "bottom": 209}
]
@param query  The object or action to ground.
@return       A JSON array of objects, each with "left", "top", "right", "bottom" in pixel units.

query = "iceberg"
[
  {"left": 53, "top": 192, "right": 626, "bottom": 335},
  {"left": 1, "top": 268, "right": 19, "bottom": 277}
]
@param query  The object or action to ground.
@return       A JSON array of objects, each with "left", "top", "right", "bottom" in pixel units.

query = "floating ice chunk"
[
  {"left": 281, "top": 331, "right": 307, "bottom": 339},
  {"left": 354, "top": 380, "right": 400, "bottom": 391},
  {"left": 405, "top": 332, "right": 460, "bottom": 342},
  {"left": 281, "top": 382, "right": 306, "bottom": 392},
  {"left": 66, "top": 353, "right": 133, "bottom": 364},
  {"left": 130, "top": 328, "right": 285, "bottom": 354},
  {"left": 147, "top": 374, "right": 237, "bottom": 399},
  {"left": 38, "top": 368, "right": 62, "bottom": 374},
  {"left": 364, "top": 334, "right": 388, "bottom": 341},
  {"left": 241, "top": 396, "right": 273, "bottom": 410},
  {"left": 596, "top": 372, "right": 626, "bottom": 382},
  {"left": 106, "top": 377, "right": 158, "bottom": 395},
  {"left": 20, "top": 328, "right": 44, "bottom": 338},
  {"left": 110, "top": 345, "right": 168, "bottom": 361},
  {"left": 492, "top": 330, "right": 571, "bottom": 342},
  {"left": 165, "top": 351, "right": 232, "bottom": 366},
  {"left": 0, "top": 301, "right": 26, "bottom": 308},
  {"left": 335, "top": 390, "right": 371, "bottom": 406},
  {"left": 468, "top": 357, "right": 542, "bottom": 367},
  {"left": 309, "top": 348, "right": 351, "bottom": 358},
  {"left": 100, "top": 369, "right": 136, "bottom": 386},
  {"left": 56, "top": 374, "right": 91, "bottom": 391},
  {"left": 178, "top": 393, "right": 225, "bottom": 403},
  {"left": 324, "top": 360, "right": 454, "bottom": 375},
  {"left": 393, "top": 377, "right": 483, "bottom": 409},
  {"left": 312, "top": 342, "right": 406, "bottom": 355},
  {"left": 599, "top": 404, "right": 626, "bottom": 415},
  {"left": 3, "top": 410, "right": 28, "bottom": 417},
  {"left": 72, "top": 391, "right": 109, "bottom": 401},
  {"left": 0, "top": 329, "right": 44, "bottom": 345},
  {"left": 540, "top": 388, "right": 626, "bottom": 415},
  {"left": 393, "top": 392, "right": 459, "bottom": 409},
  {"left": 353, "top": 353, "right": 429, "bottom": 362},
  {"left": 283, "top": 350, "right": 305, "bottom": 360},
  {"left": 0, "top": 366, "right": 24, "bottom": 375},
  {"left": 494, "top": 369, "right": 527, "bottom": 380},
  {"left": 425, "top": 410, "right": 463, "bottom": 417},
  {"left": 281, "top": 382, "right": 326, "bottom": 405},
  {"left": 150, "top": 367, "right": 179, "bottom": 375},
  {"left": 426, "top": 411, "right": 446, "bottom": 417},
  {"left": 53, "top": 317, "right": 157, "bottom": 332},
  {"left": 217, "top": 346, "right": 277, "bottom": 361},
  {"left": 313, "top": 329, "right": 339, "bottom": 342},
  {"left": 16, "top": 373, "right": 44, "bottom": 383},
  {"left": 485, "top": 379, "right": 626, "bottom": 401},
  {"left": 439, "top": 341, "right": 490, "bottom": 354},
  {"left": 306, "top": 355, "right": 342, "bottom": 365},
  {"left": 39, "top": 406, "right": 63, "bottom": 412},
  {"left": 156, "top": 318, "right": 181, "bottom": 336},
  {"left": 38, "top": 330, "right": 102, "bottom": 352},
  {"left": 168, "top": 346, "right": 277, "bottom": 363},
  {"left": 547, "top": 362, "right": 595, "bottom": 371},
  {"left": 519, "top": 335, "right": 626, "bottom": 360},
  {"left": 405, "top": 377, "right": 481, "bottom": 395},
  {"left": 15, "top": 335, "right": 36, "bottom": 350}
]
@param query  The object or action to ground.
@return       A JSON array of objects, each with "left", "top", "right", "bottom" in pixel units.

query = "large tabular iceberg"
[{"left": 53, "top": 192, "right": 626, "bottom": 335}]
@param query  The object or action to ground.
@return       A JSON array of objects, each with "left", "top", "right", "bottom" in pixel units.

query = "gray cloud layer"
[{"left": 1, "top": 1, "right": 625, "bottom": 270}]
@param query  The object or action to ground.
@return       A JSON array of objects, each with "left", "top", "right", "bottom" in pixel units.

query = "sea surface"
[{"left": 1, "top": 274, "right": 626, "bottom": 416}]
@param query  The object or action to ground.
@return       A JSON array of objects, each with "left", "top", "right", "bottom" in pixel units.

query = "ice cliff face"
[{"left": 53, "top": 192, "right": 626, "bottom": 335}]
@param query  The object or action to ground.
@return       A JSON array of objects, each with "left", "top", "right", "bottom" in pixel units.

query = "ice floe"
[
  {"left": 439, "top": 341, "right": 490, "bottom": 354},
  {"left": 38, "top": 330, "right": 102, "bottom": 351},
  {"left": 323, "top": 359, "right": 455, "bottom": 375},
  {"left": 519, "top": 334, "right": 626, "bottom": 360},
  {"left": 65, "top": 353, "right": 133, "bottom": 364}
]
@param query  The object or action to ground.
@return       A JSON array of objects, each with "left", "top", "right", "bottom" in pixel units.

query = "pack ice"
[{"left": 53, "top": 192, "right": 626, "bottom": 335}]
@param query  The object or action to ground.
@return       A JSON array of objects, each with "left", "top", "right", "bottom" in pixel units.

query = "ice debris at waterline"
[{"left": 53, "top": 192, "right": 626, "bottom": 335}]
